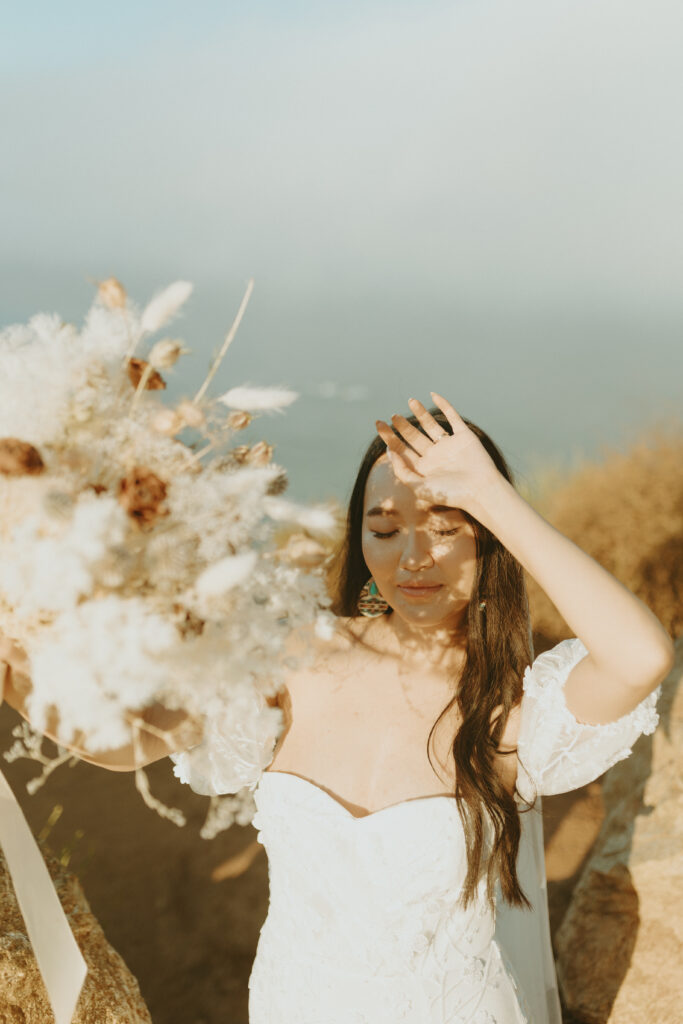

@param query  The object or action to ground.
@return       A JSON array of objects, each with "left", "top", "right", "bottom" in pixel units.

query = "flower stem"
[
  {"left": 130, "top": 363, "right": 154, "bottom": 410},
  {"left": 193, "top": 278, "right": 254, "bottom": 405}
]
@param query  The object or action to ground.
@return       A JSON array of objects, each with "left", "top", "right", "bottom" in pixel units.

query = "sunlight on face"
[{"left": 361, "top": 454, "right": 478, "bottom": 632}]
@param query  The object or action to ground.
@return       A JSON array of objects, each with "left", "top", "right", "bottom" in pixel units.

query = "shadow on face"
[{"left": 361, "top": 454, "right": 478, "bottom": 636}]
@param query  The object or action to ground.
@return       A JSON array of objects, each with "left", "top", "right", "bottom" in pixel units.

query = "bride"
[{"left": 2, "top": 392, "right": 673, "bottom": 1023}]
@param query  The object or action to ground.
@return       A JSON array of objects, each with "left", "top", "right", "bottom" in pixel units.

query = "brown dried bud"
[
  {"left": 98, "top": 277, "right": 127, "bottom": 309},
  {"left": 117, "top": 466, "right": 169, "bottom": 529},
  {"left": 266, "top": 470, "right": 288, "bottom": 496},
  {"left": 248, "top": 441, "right": 273, "bottom": 467},
  {"left": 127, "top": 358, "right": 166, "bottom": 391},
  {"left": 230, "top": 445, "right": 251, "bottom": 465},
  {"left": 148, "top": 339, "right": 185, "bottom": 370},
  {"left": 172, "top": 603, "right": 206, "bottom": 638},
  {"left": 227, "top": 410, "right": 252, "bottom": 431},
  {"left": 0, "top": 438, "right": 45, "bottom": 477}
]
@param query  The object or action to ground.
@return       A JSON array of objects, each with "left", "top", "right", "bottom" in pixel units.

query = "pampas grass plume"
[
  {"left": 140, "top": 281, "right": 193, "bottom": 335},
  {"left": 97, "top": 277, "right": 127, "bottom": 309},
  {"left": 218, "top": 385, "right": 299, "bottom": 414},
  {"left": 195, "top": 551, "right": 259, "bottom": 598}
]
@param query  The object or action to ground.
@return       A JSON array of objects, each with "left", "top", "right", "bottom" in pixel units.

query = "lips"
[{"left": 398, "top": 584, "right": 443, "bottom": 592}]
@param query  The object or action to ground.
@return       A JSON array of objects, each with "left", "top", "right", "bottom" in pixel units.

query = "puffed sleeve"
[
  {"left": 168, "top": 688, "right": 283, "bottom": 797},
  {"left": 515, "top": 637, "right": 661, "bottom": 803}
]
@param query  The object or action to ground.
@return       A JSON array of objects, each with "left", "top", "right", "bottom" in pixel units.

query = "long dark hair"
[{"left": 327, "top": 408, "right": 535, "bottom": 911}]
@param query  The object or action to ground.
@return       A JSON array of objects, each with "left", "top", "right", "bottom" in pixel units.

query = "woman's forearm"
[
  {"left": 470, "top": 474, "right": 674, "bottom": 688},
  {"left": 1, "top": 660, "right": 201, "bottom": 771}
]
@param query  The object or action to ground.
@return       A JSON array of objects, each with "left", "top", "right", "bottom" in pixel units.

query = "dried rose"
[
  {"left": 127, "top": 358, "right": 166, "bottom": 391},
  {"left": 117, "top": 467, "right": 169, "bottom": 529},
  {"left": 171, "top": 604, "right": 206, "bottom": 638},
  {"left": 0, "top": 438, "right": 45, "bottom": 477}
]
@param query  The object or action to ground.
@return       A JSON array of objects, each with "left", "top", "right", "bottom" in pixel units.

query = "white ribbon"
[
  {"left": 0, "top": 762, "right": 87, "bottom": 1023},
  {"left": 494, "top": 797, "right": 562, "bottom": 1024}
]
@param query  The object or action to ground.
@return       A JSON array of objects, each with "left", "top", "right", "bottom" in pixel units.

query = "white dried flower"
[
  {"left": 140, "top": 281, "right": 193, "bottom": 335},
  {"left": 177, "top": 400, "right": 205, "bottom": 429},
  {"left": 26, "top": 596, "right": 180, "bottom": 751},
  {"left": 0, "top": 277, "right": 337, "bottom": 839},
  {"left": 261, "top": 497, "right": 338, "bottom": 536},
  {"left": 151, "top": 409, "right": 184, "bottom": 436},
  {"left": 217, "top": 386, "right": 298, "bottom": 414},
  {"left": 0, "top": 493, "right": 130, "bottom": 618}
]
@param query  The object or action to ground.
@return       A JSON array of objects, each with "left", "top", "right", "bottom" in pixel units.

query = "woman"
[{"left": 2, "top": 393, "right": 674, "bottom": 1023}]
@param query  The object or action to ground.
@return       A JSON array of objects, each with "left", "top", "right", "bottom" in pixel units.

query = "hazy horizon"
[{"left": 2, "top": 0, "right": 681, "bottom": 504}]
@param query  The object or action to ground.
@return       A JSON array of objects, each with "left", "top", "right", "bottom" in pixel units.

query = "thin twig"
[
  {"left": 130, "top": 363, "right": 154, "bottom": 411},
  {"left": 187, "top": 441, "right": 216, "bottom": 466},
  {"left": 123, "top": 309, "right": 140, "bottom": 361},
  {"left": 131, "top": 716, "right": 187, "bottom": 827},
  {"left": 193, "top": 278, "right": 254, "bottom": 405}
]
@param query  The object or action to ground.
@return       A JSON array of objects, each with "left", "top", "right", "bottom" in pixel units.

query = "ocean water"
[
  {"left": 2, "top": 280, "right": 680, "bottom": 510},
  {"left": 156, "top": 287, "right": 681, "bottom": 508}
]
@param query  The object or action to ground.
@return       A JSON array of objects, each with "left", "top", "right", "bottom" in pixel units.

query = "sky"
[{"left": 2, "top": 0, "right": 681, "bottom": 505}]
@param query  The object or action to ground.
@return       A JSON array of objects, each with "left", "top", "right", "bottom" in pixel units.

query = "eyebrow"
[{"left": 365, "top": 504, "right": 461, "bottom": 517}]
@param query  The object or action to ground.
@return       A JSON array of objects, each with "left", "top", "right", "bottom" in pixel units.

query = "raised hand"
[{"left": 374, "top": 392, "right": 502, "bottom": 516}]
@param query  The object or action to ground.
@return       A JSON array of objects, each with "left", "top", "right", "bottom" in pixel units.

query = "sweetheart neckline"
[{"left": 259, "top": 769, "right": 458, "bottom": 822}]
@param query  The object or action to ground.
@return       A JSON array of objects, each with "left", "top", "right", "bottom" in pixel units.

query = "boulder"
[
  {"left": 555, "top": 636, "right": 683, "bottom": 1023},
  {"left": 0, "top": 839, "right": 152, "bottom": 1023}
]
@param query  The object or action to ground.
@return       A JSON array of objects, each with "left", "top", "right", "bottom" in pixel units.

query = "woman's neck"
[{"left": 368, "top": 612, "right": 467, "bottom": 672}]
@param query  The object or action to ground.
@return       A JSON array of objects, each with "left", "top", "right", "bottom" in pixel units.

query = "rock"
[
  {"left": 555, "top": 635, "right": 683, "bottom": 1024},
  {"left": 0, "top": 839, "right": 152, "bottom": 1023}
]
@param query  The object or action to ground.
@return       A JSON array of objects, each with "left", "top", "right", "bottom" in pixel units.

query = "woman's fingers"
[
  {"left": 375, "top": 421, "right": 421, "bottom": 477},
  {"left": 389, "top": 413, "right": 433, "bottom": 456},
  {"left": 429, "top": 392, "right": 467, "bottom": 433},
  {"left": 375, "top": 419, "right": 402, "bottom": 454},
  {"left": 407, "top": 397, "right": 449, "bottom": 442}
]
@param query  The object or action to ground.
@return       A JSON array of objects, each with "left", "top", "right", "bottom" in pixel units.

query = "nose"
[{"left": 397, "top": 525, "right": 435, "bottom": 570}]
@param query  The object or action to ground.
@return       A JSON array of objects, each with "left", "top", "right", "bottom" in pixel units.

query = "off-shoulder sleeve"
[
  {"left": 169, "top": 688, "right": 283, "bottom": 797},
  {"left": 515, "top": 637, "right": 661, "bottom": 802}
]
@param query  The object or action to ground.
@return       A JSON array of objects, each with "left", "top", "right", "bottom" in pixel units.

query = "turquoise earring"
[{"left": 357, "top": 578, "right": 390, "bottom": 617}]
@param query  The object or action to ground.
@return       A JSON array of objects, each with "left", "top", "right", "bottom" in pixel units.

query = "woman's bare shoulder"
[
  {"left": 265, "top": 616, "right": 360, "bottom": 708},
  {"left": 282, "top": 615, "right": 353, "bottom": 657}
]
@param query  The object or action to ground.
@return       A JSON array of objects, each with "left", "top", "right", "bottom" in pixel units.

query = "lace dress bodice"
[{"left": 172, "top": 637, "right": 661, "bottom": 1023}]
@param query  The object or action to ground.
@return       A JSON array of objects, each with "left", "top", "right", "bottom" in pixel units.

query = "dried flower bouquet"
[{"left": 0, "top": 277, "right": 337, "bottom": 835}]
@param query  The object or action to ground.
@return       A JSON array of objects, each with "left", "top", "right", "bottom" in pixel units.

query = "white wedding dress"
[{"left": 172, "top": 637, "right": 661, "bottom": 1024}]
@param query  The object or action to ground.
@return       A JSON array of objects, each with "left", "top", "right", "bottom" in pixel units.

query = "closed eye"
[{"left": 371, "top": 528, "right": 460, "bottom": 539}]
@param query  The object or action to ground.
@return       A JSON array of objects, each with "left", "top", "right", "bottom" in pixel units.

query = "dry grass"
[{"left": 522, "top": 425, "right": 683, "bottom": 649}]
